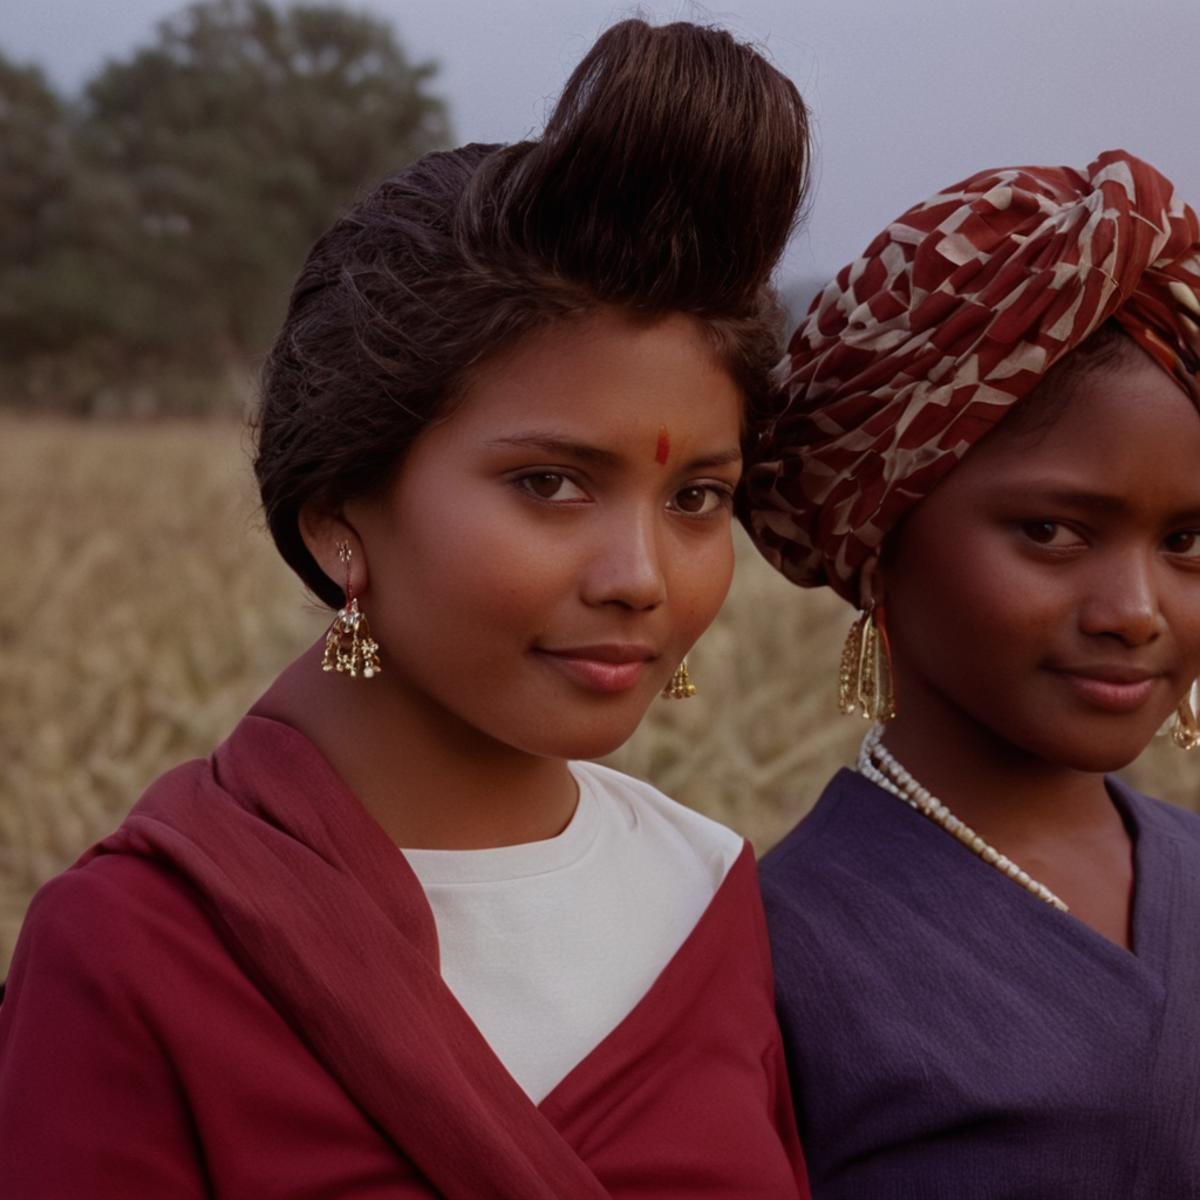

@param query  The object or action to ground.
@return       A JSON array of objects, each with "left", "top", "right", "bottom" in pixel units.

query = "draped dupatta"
[{"left": 90, "top": 715, "right": 610, "bottom": 1200}]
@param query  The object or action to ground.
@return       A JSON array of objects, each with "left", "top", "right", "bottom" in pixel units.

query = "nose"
[
  {"left": 1077, "top": 550, "right": 1166, "bottom": 648},
  {"left": 580, "top": 506, "right": 667, "bottom": 612}
]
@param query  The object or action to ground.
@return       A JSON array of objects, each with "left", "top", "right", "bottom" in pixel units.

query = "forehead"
[
  {"left": 949, "top": 353, "right": 1200, "bottom": 503},
  {"left": 446, "top": 308, "right": 742, "bottom": 443}
]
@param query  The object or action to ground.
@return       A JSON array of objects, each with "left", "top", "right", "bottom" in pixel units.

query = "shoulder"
[
  {"left": 23, "top": 854, "right": 175, "bottom": 944},
  {"left": 10, "top": 851, "right": 233, "bottom": 1014},
  {"left": 756, "top": 768, "right": 916, "bottom": 970},
  {"left": 0, "top": 853, "right": 251, "bottom": 1194},
  {"left": 570, "top": 759, "right": 744, "bottom": 871},
  {"left": 1114, "top": 778, "right": 1200, "bottom": 846},
  {"left": 759, "top": 768, "right": 864, "bottom": 885}
]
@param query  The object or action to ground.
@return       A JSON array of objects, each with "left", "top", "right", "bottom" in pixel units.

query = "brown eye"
[
  {"left": 516, "top": 473, "right": 588, "bottom": 503},
  {"left": 523, "top": 473, "right": 566, "bottom": 499},
  {"left": 1022, "top": 521, "right": 1062, "bottom": 545},
  {"left": 1020, "top": 521, "right": 1086, "bottom": 551},
  {"left": 674, "top": 486, "right": 709, "bottom": 514},
  {"left": 1165, "top": 531, "right": 1200, "bottom": 557},
  {"left": 668, "top": 485, "right": 728, "bottom": 518}
]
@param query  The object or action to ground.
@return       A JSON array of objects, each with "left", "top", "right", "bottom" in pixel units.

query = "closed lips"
[
  {"left": 537, "top": 644, "right": 657, "bottom": 664},
  {"left": 534, "top": 645, "right": 659, "bottom": 693},
  {"left": 1049, "top": 665, "right": 1163, "bottom": 684},
  {"left": 1048, "top": 665, "right": 1165, "bottom": 714}
]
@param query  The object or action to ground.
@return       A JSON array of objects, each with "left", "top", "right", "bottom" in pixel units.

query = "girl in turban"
[{"left": 742, "top": 150, "right": 1200, "bottom": 1197}]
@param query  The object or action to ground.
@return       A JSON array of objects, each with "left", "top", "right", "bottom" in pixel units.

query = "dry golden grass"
[{"left": 2, "top": 417, "right": 1196, "bottom": 974}]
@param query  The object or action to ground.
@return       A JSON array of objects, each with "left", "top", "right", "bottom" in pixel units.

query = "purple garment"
[{"left": 762, "top": 768, "right": 1200, "bottom": 1200}]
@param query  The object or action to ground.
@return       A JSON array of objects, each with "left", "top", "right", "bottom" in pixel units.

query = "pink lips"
[
  {"left": 1050, "top": 665, "right": 1163, "bottom": 714},
  {"left": 535, "top": 644, "right": 656, "bottom": 694}
]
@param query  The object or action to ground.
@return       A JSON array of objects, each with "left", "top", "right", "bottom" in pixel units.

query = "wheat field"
[{"left": 2, "top": 417, "right": 1197, "bottom": 975}]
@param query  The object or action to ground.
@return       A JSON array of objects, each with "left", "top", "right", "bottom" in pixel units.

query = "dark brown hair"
[{"left": 255, "top": 19, "right": 810, "bottom": 606}]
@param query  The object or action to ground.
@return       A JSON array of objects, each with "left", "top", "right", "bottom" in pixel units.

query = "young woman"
[
  {"left": 0, "top": 21, "right": 812, "bottom": 1198},
  {"left": 741, "top": 150, "right": 1200, "bottom": 1197}
]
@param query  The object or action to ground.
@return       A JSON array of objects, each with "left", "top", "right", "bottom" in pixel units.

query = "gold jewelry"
[
  {"left": 662, "top": 658, "right": 697, "bottom": 700},
  {"left": 838, "top": 601, "right": 896, "bottom": 721},
  {"left": 321, "top": 542, "right": 382, "bottom": 680},
  {"left": 1173, "top": 681, "right": 1199, "bottom": 750},
  {"left": 858, "top": 725, "right": 1068, "bottom": 911}
]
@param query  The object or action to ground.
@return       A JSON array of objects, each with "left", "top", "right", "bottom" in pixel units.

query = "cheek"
[
  {"left": 397, "top": 503, "right": 573, "bottom": 630},
  {"left": 669, "top": 532, "right": 735, "bottom": 638},
  {"left": 887, "top": 522, "right": 1068, "bottom": 679}
]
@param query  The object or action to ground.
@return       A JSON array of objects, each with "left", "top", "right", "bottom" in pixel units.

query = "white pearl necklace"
[{"left": 857, "top": 725, "right": 1069, "bottom": 912}]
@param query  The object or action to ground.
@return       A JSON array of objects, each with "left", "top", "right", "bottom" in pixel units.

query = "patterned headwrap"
[{"left": 742, "top": 149, "right": 1200, "bottom": 603}]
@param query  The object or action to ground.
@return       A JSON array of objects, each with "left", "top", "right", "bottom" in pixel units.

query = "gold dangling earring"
[
  {"left": 838, "top": 600, "right": 896, "bottom": 721},
  {"left": 662, "top": 658, "right": 697, "bottom": 700},
  {"left": 1172, "top": 681, "right": 1199, "bottom": 750},
  {"left": 321, "top": 541, "right": 382, "bottom": 680}
]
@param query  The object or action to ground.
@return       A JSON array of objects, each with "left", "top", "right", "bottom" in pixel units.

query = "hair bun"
[{"left": 471, "top": 19, "right": 809, "bottom": 315}]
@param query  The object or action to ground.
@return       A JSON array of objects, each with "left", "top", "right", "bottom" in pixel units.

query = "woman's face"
[
  {"left": 881, "top": 346, "right": 1200, "bottom": 773},
  {"left": 344, "top": 308, "right": 743, "bottom": 761}
]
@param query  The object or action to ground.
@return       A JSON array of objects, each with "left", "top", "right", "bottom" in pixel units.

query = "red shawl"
[{"left": 0, "top": 716, "right": 807, "bottom": 1198}]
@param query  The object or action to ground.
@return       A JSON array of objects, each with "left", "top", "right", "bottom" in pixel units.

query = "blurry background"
[{"left": 2, "top": 0, "right": 1198, "bottom": 973}]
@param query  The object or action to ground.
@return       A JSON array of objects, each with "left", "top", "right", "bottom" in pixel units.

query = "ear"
[
  {"left": 298, "top": 503, "right": 368, "bottom": 601},
  {"left": 858, "top": 553, "right": 884, "bottom": 611}
]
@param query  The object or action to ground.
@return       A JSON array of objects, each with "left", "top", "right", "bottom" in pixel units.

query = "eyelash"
[
  {"left": 1019, "top": 521, "right": 1084, "bottom": 550},
  {"left": 511, "top": 471, "right": 734, "bottom": 518},
  {"left": 1165, "top": 530, "right": 1200, "bottom": 559},
  {"left": 513, "top": 472, "right": 589, "bottom": 504},
  {"left": 669, "top": 483, "right": 735, "bottom": 518},
  {"left": 1019, "top": 520, "right": 1200, "bottom": 560}
]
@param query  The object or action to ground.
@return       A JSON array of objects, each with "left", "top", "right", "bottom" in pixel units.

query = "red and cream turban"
[{"left": 742, "top": 149, "right": 1200, "bottom": 603}]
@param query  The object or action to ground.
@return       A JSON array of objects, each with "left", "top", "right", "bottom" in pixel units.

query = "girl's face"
[
  {"left": 881, "top": 346, "right": 1200, "bottom": 773},
  {"left": 344, "top": 308, "right": 743, "bottom": 761}
]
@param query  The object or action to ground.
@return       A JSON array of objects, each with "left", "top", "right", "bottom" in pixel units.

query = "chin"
[
  {"left": 1016, "top": 723, "right": 1151, "bottom": 776},
  {"left": 1059, "top": 747, "right": 1143, "bottom": 775},
  {"left": 506, "top": 711, "right": 647, "bottom": 764}
]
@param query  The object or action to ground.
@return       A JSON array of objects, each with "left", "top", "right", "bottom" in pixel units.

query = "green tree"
[
  {"left": 80, "top": 0, "right": 451, "bottom": 364},
  {"left": 0, "top": 53, "right": 99, "bottom": 364},
  {"left": 0, "top": 54, "right": 68, "bottom": 269},
  {"left": 1, "top": 1, "right": 450, "bottom": 412}
]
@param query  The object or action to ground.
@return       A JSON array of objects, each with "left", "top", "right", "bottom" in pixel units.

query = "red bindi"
[{"left": 654, "top": 425, "right": 671, "bottom": 465}]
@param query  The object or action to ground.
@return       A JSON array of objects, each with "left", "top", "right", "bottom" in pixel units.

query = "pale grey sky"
[{"left": 6, "top": 0, "right": 1198, "bottom": 288}]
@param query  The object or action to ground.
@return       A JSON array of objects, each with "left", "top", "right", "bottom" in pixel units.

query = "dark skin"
[{"left": 870, "top": 344, "right": 1200, "bottom": 951}]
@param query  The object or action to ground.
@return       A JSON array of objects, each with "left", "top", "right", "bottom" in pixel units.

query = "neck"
[
  {"left": 250, "top": 640, "right": 578, "bottom": 850},
  {"left": 877, "top": 684, "right": 1116, "bottom": 849},
  {"left": 868, "top": 671, "right": 1138, "bottom": 952}
]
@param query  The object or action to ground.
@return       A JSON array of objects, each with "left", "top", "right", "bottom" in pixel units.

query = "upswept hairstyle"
[{"left": 255, "top": 19, "right": 810, "bottom": 606}]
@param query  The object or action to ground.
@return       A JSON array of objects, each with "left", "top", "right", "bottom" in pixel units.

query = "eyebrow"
[
  {"left": 486, "top": 433, "right": 742, "bottom": 471},
  {"left": 999, "top": 484, "right": 1200, "bottom": 524},
  {"left": 1021, "top": 488, "right": 1130, "bottom": 517}
]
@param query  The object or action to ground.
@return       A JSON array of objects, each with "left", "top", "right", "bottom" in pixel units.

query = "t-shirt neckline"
[{"left": 400, "top": 764, "right": 602, "bottom": 885}]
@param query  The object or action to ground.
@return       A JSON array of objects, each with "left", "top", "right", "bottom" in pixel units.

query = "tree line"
[{"left": 0, "top": 0, "right": 451, "bottom": 415}]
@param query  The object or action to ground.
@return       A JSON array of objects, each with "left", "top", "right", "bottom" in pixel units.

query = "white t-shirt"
[{"left": 401, "top": 761, "right": 743, "bottom": 1103}]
